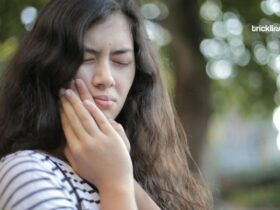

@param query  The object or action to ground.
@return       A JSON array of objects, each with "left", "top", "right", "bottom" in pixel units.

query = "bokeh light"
[
  {"left": 273, "top": 106, "right": 280, "bottom": 130},
  {"left": 261, "top": 0, "right": 280, "bottom": 16},
  {"left": 206, "top": 60, "right": 233, "bottom": 80},
  {"left": 141, "top": 3, "right": 160, "bottom": 20},
  {"left": 253, "top": 43, "right": 268, "bottom": 65},
  {"left": 276, "top": 133, "right": 280, "bottom": 151},
  {"left": 200, "top": 1, "right": 221, "bottom": 22},
  {"left": 144, "top": 20, "right": 171, "bottom": 47},
  {"left": 20, "top": 6, "right": 37, "bottom": 31}
]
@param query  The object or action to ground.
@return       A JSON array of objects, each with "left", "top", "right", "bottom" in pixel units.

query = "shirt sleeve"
[{"left": 0, "top": 152, "right": 78, "bottom": 210}]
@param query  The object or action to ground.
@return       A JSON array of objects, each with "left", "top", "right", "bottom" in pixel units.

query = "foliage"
[
  {"left": 220, "top": 166, "right": 280, "bottom": 207},
  {"left": 198, "top": 0, "right": 279, "bottom": 118},
  {"left": 225, "top": 183, "right": 280, "bottom": 208},
  {"left": 0, "top": 0, "right": 47, "bottom": 71}
]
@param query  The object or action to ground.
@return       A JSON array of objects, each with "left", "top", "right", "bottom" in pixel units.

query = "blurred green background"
[{"left": 1, "top": 0, "right": 280, "bottom": 209}]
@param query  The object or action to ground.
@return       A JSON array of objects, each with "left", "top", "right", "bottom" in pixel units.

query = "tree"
[
  {"left": 161, "top": 0, "right": 211, "bottom": 168},
  {"left": 158, "top": 0, "right": 279, "bottom": 168}
]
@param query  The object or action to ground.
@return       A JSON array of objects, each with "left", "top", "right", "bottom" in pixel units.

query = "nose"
[{"left": 91, "top": 60, "right": 116, "bottom": 89}]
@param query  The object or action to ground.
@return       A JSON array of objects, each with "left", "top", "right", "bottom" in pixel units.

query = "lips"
[{"left": 93, "top": 95, "right": 116, "bottom": 109}]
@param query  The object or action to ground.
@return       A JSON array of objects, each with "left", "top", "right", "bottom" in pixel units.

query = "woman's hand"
[
  {"left": 69, "top": 79, "right": 131, "bottom": 152},
  {"left": 59, "top": 85, "right": 132, "bottom": 191},
  {"left": 62, "top": 79, "right": 160, "bottom": 210}
]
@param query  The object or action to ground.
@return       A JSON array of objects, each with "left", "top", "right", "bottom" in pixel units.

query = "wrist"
[
  {"left": 99, "top": 178, "right": 137, "bottom": 210},
  {"left": 99, "top": 176, "right": 135, "bottom": 195}
]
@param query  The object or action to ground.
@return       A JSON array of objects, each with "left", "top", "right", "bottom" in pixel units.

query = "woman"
[{"left": 0, "top": 0, "right": 211, "bottom": 209}]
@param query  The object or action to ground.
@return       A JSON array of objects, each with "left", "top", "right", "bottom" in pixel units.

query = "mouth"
[{"left": 93, "top": 95, "right": 116, "bottom": 109}]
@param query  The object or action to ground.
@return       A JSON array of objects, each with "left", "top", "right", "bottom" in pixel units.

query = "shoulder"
[
  {"left": 0, "top": 150, "right": 60, "bottom": 186},
  {"left": 0, "top": 150, "right": 55, "bottom": 176},
  {"left": 0, "top": 150, "right": 77, "bottom": 210}
]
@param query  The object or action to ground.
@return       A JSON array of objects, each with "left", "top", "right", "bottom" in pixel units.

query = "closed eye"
[
  {"left": 83, "top": 58, "right": 96, "bottom": 64},
  {"left": 114, "top": 61, "right": 131, "bottom": 66}
]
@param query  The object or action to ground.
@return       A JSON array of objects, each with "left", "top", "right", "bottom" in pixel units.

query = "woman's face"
[{"left": 75, "top": 12, "right": 135, "bottom": 119}]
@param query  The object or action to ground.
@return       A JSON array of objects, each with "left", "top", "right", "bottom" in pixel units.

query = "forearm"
[
  {"left": 134, "top": 180, "right": 161, "bottom": 210},
  {"left": 100, "top": 179, "right": 138, "bottom": 210}
]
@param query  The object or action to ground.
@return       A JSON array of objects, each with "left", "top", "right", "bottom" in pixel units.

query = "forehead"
[{"left": 84, "top": 12, "right": 133, "bottom": 49}]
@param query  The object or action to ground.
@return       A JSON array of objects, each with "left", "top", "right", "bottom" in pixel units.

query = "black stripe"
[
  {"left": 0, "top": 160, "right": 39, "bottom": 185},
  {"left": 2, "top": 177, "right": 51, "bottom": 209},
  {"left": 0, "top": 151, "right": 27, "bottom": 163},
  {"left": 0, "top": 154, "right": 36, "bottom": 172},
  {"left": 88, "top": 183, "right": 99, "bottom": 192},
  {"left": 51, "top": 166, "right": 60, "bottom": 172},
  {"left": 62, "top": 171, "right": 98, "bottom": 192},
  {"left": 79, "top": 197, "right": 100, "bottom": 204},
  {"left": 68, "top": 177, "right": 86, "bottom": 184},
  {"left": 49, "top": 160, "right": 82, "bottom": 209},
  {"left": 0, "top": 150, "right": 37, "bottom": 163},
  {"left": 0, "top": 169, "right": 55, "bottom": 199},
  {"left": 12, "top": 187, "right": 64, "bottom": 208},
  {"left": 39, "top": 155, "right": 50, "bottom": 161},
  {"left": 61, "top": 177, "right": 67, "bottom": 182},
  {"left": 49, "top": 206, "right": 76, "bottom": 210},
  {"left": 1, "top": 151, "right": 100, "bottom": 208},
  {"left": 27, "top": 197, "right": 73, "bottom": 210},
  {"left": 74, "top": 186, "right": 96, "bottom": 194}
]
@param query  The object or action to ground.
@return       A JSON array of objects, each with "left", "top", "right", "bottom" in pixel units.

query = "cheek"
[
  {"left": 118, "top": 69, "right": 135, "bottom": 98},
  {"left": 74, "top": 65, "right": 92, "bottom": 82},
  {"left": 121, "top": 70, "right": 135, "bottom": 94}
]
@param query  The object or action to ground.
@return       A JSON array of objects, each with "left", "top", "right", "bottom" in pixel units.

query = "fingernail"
[
  {"left": 65, "top": 89, "right": 73, "bottom": 97},
  {"left": 59, "top": 88, "right": 65, "bottom": 96}
]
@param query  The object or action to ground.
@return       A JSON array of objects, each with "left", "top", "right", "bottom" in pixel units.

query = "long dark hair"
[{"left": 0, "top": 0, "right": 211, "bottom": 209}]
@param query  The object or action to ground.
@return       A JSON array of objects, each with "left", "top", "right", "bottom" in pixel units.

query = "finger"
[
  {"left": 109, "top": 119, "right": 130, "bottom": 152},
  {"left": 61, "top": 91, "right": 94, "bottom": 140},
  {"left": 75, "top": 79, "right": 94, "bottom": 102},
  {"left": 63, "top": 89, "right": 100, "bottom": 136},
  {"left": 69, "top": 80, "right": 79, "bottom": 98},
  {"left": 83, "top": 99, "right": 112, "bottom": 134},
  {"left": 109, "top": 119, "right": 126, "bottom": 139},
  {"left": 60, "top": 108, "right": 79, "bottom": 151}
]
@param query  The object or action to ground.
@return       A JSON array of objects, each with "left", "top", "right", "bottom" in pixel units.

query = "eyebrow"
[{"left": 84, "top": 47, "right": 134, "bottom": 55}]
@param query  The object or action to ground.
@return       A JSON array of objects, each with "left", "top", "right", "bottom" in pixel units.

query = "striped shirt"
[{"left": 0, "top": 150, "right": 100, "bottom": 210}]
